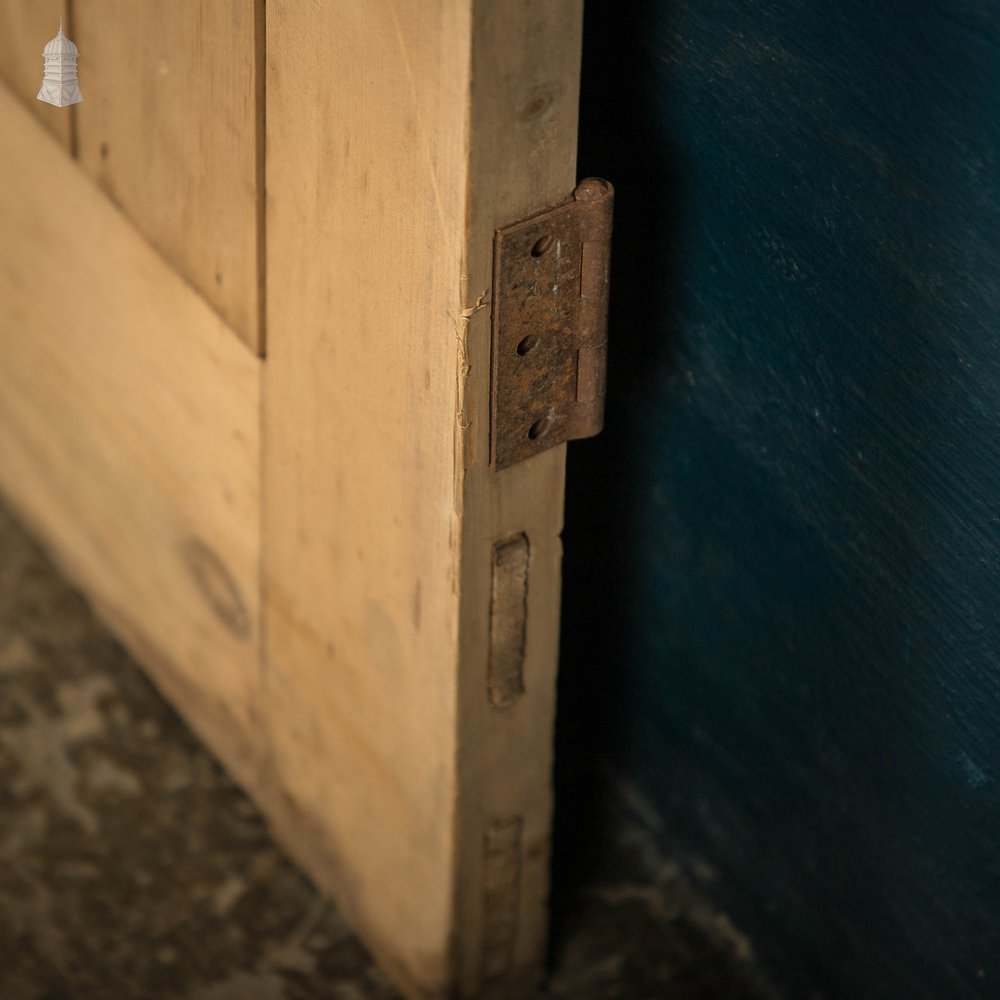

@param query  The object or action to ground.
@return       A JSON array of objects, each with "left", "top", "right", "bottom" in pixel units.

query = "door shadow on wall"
[
  {"left": 551, "top": 1, "right": 1000, "bottom": 995},
  {"left": 551, "top": 0, "right": 684, "bottom": 935}
]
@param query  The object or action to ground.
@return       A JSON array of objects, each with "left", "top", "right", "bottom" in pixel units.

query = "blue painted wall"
[{"left": 558, "top": 2, "right": 1000, "bottom": 996}]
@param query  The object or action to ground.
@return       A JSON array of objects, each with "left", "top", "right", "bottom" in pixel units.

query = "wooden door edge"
[{"left": 452, "top": 2, "right": 584, "bottom": 995}]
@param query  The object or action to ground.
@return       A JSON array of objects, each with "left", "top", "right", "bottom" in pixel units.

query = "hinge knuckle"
[{"left": 490, "top": 178, "right": 614, "bottom": 470}]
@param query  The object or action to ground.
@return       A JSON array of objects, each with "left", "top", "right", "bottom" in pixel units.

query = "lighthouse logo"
[{"left": 37, "top": 20, "right": 83, "bottom": 108}]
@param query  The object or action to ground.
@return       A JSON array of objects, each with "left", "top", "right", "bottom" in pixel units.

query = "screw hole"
[
  {"left": 531, "top": 235, "right": 555, "bottom": 257},
  {"left": 528, "top": 416, "right": 552, "bottom": 440},
  {"left": 517, "top": 334, "right": 539, "bottom": 356}
]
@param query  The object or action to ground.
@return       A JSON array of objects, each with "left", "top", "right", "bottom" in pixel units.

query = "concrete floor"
[{"left": 0, "top": 504, "right": 778, "bottom": 999}]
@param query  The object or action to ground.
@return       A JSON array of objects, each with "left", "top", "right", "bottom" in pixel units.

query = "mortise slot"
[
  {"left": 480, "top": 817, "right": 524, "bottom": 982},
  {"left": 488, "top": 534, "right": 529, "bottom": 709}
]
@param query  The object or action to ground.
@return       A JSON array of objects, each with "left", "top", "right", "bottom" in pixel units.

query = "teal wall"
[{"left": 558, "top": 2, "right": 1000, "bottom": 996}]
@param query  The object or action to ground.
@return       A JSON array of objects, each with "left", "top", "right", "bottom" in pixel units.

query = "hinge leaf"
[{"left": 490, "top": 178, "right": 614, "bottom": 470}]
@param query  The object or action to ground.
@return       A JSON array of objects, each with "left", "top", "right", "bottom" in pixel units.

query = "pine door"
[{"left": 0, "top": 3, "right": 585, "bottom": 998}]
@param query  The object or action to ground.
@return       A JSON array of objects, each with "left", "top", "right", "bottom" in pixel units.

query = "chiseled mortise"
[
  {"left": 182, "top": 538, "right": 252, "bottom": 641},
  {"left": 480, "top": 816, "right": 524, "bottom": 982},
  {"left": 488, "top": 535, "right": 530, "bottom": 709}
]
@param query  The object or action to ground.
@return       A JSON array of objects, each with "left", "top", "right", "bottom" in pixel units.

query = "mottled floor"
[{"left": 0, "top": 505, "right": 777, "bottom": 999}]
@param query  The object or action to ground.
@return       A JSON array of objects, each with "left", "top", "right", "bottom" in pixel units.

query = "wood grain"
[
  {"left": 263, "top": 4, "right": 469, "bottom": 994},
  {"left": 0, "top": 0, "right": 73, "bottom": 148},
  {"left": 0, "top": 81, "right": 265, "bottom": 793},
  {"left": 73, "top": 1, "right": 264, "bottom": 354},
  {"left": 263, "top": 2, "right": 582, "bottom": 997},
  {"left": 453, "top": 2, "right": 582, "bottom": 994}
]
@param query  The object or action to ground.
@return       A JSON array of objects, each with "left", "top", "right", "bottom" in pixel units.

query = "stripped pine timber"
[
  {"left": 73, "top": 1, "right": 265, "bottom": 354},
  {"left": 0, "top": 83, "right": 266, "bottom": 793},
  {"left": 264, "top": 2, "right": 582, "bottom": 997},
  {"left": 454, "top": 3, "right": 581, "bottom": 993},
  {"left": 264, "top": 4, "right": 467, "bottom": 993},
  {"left": 0, "top": 4, "right": 584, "bottom": 996},
  {"left": 0, "top": 0, "right": 72, "bottom": 148}
]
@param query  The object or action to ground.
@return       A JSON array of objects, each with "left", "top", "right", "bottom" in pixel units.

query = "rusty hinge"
[{"left": 490, "top": 178, "right": 614, "bottom": 470}]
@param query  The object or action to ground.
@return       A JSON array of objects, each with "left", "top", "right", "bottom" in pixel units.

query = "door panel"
[
  {"left": 74, "top": 1, "right": 265, "bottom": 354},
  {"left": 0, "top": 85, "right": 264, "bottom": 789}
]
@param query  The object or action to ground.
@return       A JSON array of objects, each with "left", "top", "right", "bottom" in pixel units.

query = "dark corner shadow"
[{"left": 550, "top": 0, "right": 685, "bottom": 949}]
